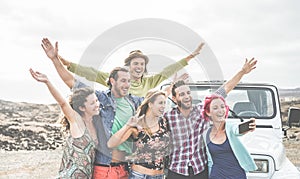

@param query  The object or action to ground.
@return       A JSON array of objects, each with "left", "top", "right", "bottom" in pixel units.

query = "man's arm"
[
  {"left": 223, "top": 58, "right": 257, "bottom": 94},
  {"left": 59, "top": 55, "right": 109, "bottom": 87},
  {"left": 184, "top": 42, "right": 205, "bottom": 63},
  {"left": 214, "top": 58, "right": 257, "bottom": 97},
  {"left": 148, "top": 42, "right": 205, "bottom": 89},
  {"left": 41, "top": 38, "right": 75, "bottom": 88}
]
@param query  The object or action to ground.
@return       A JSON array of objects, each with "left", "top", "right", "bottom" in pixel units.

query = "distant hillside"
[
  {"left": 278, "top": 87, "right": 300, "bottom": 98},
  {"left": 0, "top": 99, "right": 63, "bottom": 151},
  {"left": 1, "top": 91, "right": 300, "bottom": 151}
]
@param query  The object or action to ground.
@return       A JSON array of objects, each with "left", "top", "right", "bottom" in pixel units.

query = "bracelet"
[{"left": 189, "top": 54, "right": 195, "bottom": 58}]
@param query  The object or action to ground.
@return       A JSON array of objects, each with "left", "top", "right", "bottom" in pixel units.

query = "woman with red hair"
[{"left": 202, "top": 95, "right": 257, "bottom": 179}]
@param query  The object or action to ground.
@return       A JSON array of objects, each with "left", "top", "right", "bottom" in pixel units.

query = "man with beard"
[
  {"left": 164, "top": 58, "right": 257, "bottom": 179},
  {"left": 55, "top": 40, "right": 205, "bottom": 97},
  {"left": 41, "top": 38, "right": 143, "bottom": 179}
]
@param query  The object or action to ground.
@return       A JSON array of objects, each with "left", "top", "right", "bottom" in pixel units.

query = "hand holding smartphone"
[{"left": 239, "top": 119, "right": 256, "bottom": 134}]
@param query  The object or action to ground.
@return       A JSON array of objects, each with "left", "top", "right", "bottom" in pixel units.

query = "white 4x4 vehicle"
[{"left": 163, "top": 81, "right": 300, "bottom": 178}]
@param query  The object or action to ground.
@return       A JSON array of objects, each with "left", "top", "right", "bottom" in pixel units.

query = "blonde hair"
[{"left": 136, "top": 90, "right": 166, "bottom": 136}]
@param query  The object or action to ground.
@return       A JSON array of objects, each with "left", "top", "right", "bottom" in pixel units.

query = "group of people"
[{"left": 30, "top": 37, "right": 257, "bottom": 179}]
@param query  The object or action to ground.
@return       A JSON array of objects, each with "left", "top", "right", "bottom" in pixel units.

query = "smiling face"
[
  {"left": 149, "top": 94, "right": 166, "bottom": 117},
  {"left": 206, "top": 98, "right": 227, "bottom": 122},
  {"left": 173, "top": 85, "right": 192, "bottom": 110},
  {"left": 110, "top": 71, "right": 131, "bottom": 98},
  {"left": 81, "top": 93, "right": 100, "bottom": 116},
  {"left": 129, "top": 57, "right": 146, "bottom": 81}
]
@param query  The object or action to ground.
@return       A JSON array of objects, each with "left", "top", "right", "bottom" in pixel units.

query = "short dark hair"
[
  {"left": 107, "top": 67, "right": 129, "bottom": 89},
  {"left": 171, "top": 80, "right": 186, "bottom": 97}
]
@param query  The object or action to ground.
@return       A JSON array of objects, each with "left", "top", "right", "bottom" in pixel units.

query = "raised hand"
[
  {"left": 191, "top": 42, "right": 205, "bottom": 57},
  {"left": 126, "top": 114, "right": 144, "bottom": 130},
  {"left": 173, "top": 72, "right": 189, "bottom": 84},
  {"left": 241, "top": 58, "right": 257, "bottom": 74},
  {"left": 41, "top": 38, "right": 58, "bottom": 60},
  {"left": 29, "top": 68, "right": 49, "bottom": 83}
]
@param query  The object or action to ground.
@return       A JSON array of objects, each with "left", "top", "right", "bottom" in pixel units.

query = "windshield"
[{"left": 165, "top": 85, "right": 276, "bottom": 119}]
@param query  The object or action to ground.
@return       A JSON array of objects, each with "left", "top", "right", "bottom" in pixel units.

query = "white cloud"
[{"left": 1, "top": 0, "right": 300, "bottom": 103}]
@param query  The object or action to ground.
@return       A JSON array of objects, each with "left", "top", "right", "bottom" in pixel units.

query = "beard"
[
  {"left": 130, "top": 70, "right": 143, "bottom": 80},
  {"left": 177, "top": 100, "right": 192, "bottom": 110},
  {"left": 113, "top": 86, "right": 128, "bottom": 98}
]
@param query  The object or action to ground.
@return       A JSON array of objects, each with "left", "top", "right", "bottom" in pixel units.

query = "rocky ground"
[
  {"left": 0, "top": 100, "right": 63, "bottom": 151},
  {"left": 0, "top": 99, "right": 299, "bottom": 178}
]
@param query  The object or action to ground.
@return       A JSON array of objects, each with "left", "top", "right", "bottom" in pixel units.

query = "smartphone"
[{"left": 239, "top": 120, "right": 254, "bottom": 134}]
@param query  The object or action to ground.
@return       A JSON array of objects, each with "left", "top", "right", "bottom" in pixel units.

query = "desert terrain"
[{"left": 0, "top": 98, "right": 299, "bottom": 178}]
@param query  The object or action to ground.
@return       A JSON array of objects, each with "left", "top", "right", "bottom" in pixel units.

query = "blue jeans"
[{"left": 129, "top": 170, "right": 165, "bottom": 179}]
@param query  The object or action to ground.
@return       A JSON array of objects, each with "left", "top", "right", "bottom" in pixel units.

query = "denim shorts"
[{"left": 129, "top": 169, "right": 165, "bottom": 179}]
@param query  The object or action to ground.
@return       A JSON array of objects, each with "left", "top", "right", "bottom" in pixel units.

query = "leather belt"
[{"left": 94, "top": 162, "right": 127, "bottom": 167}]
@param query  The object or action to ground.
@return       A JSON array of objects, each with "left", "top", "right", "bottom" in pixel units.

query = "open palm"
[
  {"left": 41, "top": 38, "right": 58, "bottom": 60},
  {"left": 29, "top": 68, "right": 49, "bottom": 83}
]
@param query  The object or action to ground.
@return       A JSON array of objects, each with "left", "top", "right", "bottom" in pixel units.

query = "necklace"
[
  {"left": 144, "top": 115, "right": 159, "bottom": 128},
  {"left": 143, "top": 117, "right": 160, "bottom": 137},
  {"left": 210, "top": 122, "right": 225, "bottom": 142}
]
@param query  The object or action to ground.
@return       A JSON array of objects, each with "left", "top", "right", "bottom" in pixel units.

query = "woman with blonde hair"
[{"left": 107, "top": 90, "right": 170, "bottom": 179}]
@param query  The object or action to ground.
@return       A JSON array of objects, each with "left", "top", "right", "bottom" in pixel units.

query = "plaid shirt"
[{"left": 164, "top": 86, "right": 226, "bottom": 176}]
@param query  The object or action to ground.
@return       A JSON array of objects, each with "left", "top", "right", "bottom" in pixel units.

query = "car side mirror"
[{"left": 287, "top": 107, "right": 300, "bottom": 127}]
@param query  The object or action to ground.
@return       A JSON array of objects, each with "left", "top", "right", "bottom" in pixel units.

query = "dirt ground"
[
  {"left": 0, "top": 149, "right": 62, "bottom": 179},
  {"left": 0, "top": 138, "right": 299, "bottom": 179},
  {"left": 0, "top": 100, "right": 299, "bottom": 178},
  {"left": 283, "top": 128, "right": 300, "bottom": 169}
]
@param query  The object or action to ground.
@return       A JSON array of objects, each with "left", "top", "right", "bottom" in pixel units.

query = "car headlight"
[{"left": 252, "top": 159, "right": 269, "bottom": 173}]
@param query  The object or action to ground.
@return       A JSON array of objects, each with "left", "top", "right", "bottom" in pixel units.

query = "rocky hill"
[
  {"left": 279, "top": 87, "right": 300, "bottom": 98},
  {"left": 0, "top": 99, "right": 63, "bottom": 151},
  {"left": 0, "top": 94, "right": 299, "bottom": 151}
]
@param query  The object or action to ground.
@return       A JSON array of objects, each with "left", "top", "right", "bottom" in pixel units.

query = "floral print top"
[{"left": 126, "top": 117, "right": 170, "bottom": 170}]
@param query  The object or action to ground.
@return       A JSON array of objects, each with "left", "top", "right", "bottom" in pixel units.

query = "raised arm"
[
  {"left": 58, "top": 55, "right": 71, "bottom": 67},
  {"left": 148, "top": 42, "right": 205, "bottom": 89},
  {"left": 223, "top": 58, "right": 257, "bottom": 94},
  {"left": 59, "top": 55, "right": 109, "bottom": 87},
  {"left": 29, "top": 68, "right": 75, "bottom": 123},
  {"left": 41, "top": 38, "right": 75, "bottom": 88},
  {"left": 184, "top": 42, "right": 205, "bottom": 63}
]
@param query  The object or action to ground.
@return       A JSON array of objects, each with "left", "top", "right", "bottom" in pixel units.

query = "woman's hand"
[
  {"left": 126, "top": 114, "right": 144, "bottom": 131},
  {"left": 29, "top": 68, "right": 49, "bottom": 83},
  {"left": 249, "top": 118, "right": 256, "bottom": 132}
]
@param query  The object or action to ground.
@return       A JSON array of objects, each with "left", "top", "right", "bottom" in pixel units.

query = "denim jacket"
[{"left": 73, "top": 80, "right": 143, "bottom": 164}]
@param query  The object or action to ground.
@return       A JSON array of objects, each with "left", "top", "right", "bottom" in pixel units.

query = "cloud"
[{"left": 1, "top": 0, "right": 300, "bottom": 103}]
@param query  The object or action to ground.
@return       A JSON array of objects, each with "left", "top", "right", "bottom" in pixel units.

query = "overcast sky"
[{"left": 1, "top": 0, "right": 299, "bottom": 104}]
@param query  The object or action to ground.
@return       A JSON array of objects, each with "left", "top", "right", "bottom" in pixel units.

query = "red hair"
[{"left": 202, "top": 94, "right": 229, "bottom": 121}]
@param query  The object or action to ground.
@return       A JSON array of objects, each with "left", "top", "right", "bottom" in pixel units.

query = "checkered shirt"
[{"left": 164, "top": 86, "right": 226, "bottom": 176}]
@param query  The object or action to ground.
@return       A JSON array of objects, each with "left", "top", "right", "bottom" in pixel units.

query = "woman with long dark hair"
[{"left": 29, "top": 68, "right": 98, "bottom": 178}]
